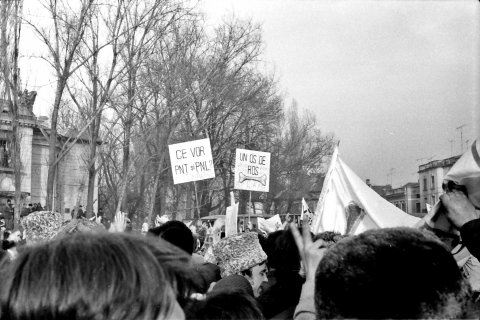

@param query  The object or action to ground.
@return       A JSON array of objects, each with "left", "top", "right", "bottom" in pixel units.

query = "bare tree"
[
  {"left": 137, "top": 14, "right": 202, "bottom": 223},
  {"left": 26, "top": 0, "right": 96, "bottom": 211},
  {"left": 111, "top": 0, "right": 185, "bottom": 215},
  {"left": 177, "top": 17, "right": 283, "bottom": 217},
  {"left": 64, "top": 1, "right": 134, "bottom": 217},
  {"left": 269, "top": 101, "right": 336, "bottom": 214},
  {"left": 0, "top": 0, "right": 25, "bottom": 228}
]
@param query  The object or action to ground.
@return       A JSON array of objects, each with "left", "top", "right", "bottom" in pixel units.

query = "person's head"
[
  {"left": 191, "top": 290, "right": 264, "bottom": 320},
  {"left": 286, "top": 213, "right": 293, "bottom": 223},
  {"left": 263, "top": 230, "right": 301, "bottom": 276},
  {"left": 0, "top": 232, "right": 191, "bottom": 320},
  {"left": 214, "top": 232, "right": 268, "bottom": 297},
  {"left": 210, "top": 275, "right": 254, "bottom": 297},
  {"left": 314, "top": 227, "right": 472, "bottom": 319},
  {"left": 240, "top": 261, "right": 268, "bottom": 298},
  {"left": 148, "top": 221, "right": 194, "bottom": 255}
]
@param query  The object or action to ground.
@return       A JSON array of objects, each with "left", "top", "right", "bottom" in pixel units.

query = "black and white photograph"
[{"left": 0, "top": 0, "right": 479, "bottom": 319}]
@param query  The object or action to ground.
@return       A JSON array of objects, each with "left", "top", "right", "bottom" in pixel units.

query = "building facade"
[
  {"left": 0, "top": 92, "right": 98, "bottom": 216},
  {"left": 418, "top": 155, "right": 460, "bottom": 213},
  {"left": 384, "top": 182, "right": 421, "bottom": 217}
]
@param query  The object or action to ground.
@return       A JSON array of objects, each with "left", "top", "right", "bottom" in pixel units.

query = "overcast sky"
[
  {"left": 201, "top": 0, "right": 479, "bottom": 187},
  {"left": 22, "top": 0, "right": 479, "bottom": 188}
]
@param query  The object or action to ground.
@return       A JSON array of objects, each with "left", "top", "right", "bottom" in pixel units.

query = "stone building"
[
  {"left": 418, "top": 155, "right": 460, "bottom": 213},
  {"left": 384, "top": 182, "right": 421, "bottom": 217},
  {"left": 0, "top": 91, "right": 98, "bottom": 216}
]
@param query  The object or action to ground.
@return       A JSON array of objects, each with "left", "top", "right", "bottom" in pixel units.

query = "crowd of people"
[
  {"left": 0, "top": 188, "right": 479, "bottom": 319},
  {"left": 0, "top": 201, "right": 44, "bottom": 230}
]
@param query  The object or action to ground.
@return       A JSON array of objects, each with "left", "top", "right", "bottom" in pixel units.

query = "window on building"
[
  {"left": 431, "top": 175, "right": 435, "bottom": 189},
  {"left": 401, "top": 203, "right": 405, "bottom": 211},
  {"left": 423, "top": 178, "right": 427, "bottom": 191},
  {"left": 416, "top": 202, "right": 421, "bottom": 213},
  {"left": 431, "top": 195, "right": 436, "bottom": 204},
  {"left": 416, "top": 193, "right": 420, "bottom": 198},
  {"left": 0, "top": 140, "right": 10, "bottom": 168}
]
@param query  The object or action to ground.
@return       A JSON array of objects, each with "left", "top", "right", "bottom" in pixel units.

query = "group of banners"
[{"left": 168, "top": 138, "right": 271, "bottom": 192}]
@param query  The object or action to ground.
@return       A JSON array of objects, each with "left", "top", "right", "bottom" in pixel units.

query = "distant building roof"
[
  {"left": 370, "top": 184, "right": 392, "bottom": 197},
  {"left": 418, "top": 155, "right": 461, "bottom": 173},
  {"left": 384, "top": 182, "right": 419, "bottom": 197}
]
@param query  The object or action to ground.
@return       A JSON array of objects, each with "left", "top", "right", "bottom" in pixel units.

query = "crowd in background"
[{"left": 0, "top": 188, "right": 479, "bottom": 319}]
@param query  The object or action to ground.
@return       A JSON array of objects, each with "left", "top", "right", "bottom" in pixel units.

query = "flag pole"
[{"left": 249, "top": 191, "right": 252, "bottom": 223}]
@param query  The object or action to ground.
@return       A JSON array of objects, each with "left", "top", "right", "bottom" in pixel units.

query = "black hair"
[
  {"left": 0, "top": 232, "right": 194, "bottom": 320},
  {"left": 148, "top": 220, "right": 194, "bottom": 255},
  {"left": 256, "top": 230, "right": 304, "bottom": 318},
  {"left": 187, "top": 290, "right": 265, "bottom": 320},
  {"left": 315, "top": 227, "right": 472, "bottom": 319},
  {"left": 312, "top": 231, "right": 346, "bottom": 245}
]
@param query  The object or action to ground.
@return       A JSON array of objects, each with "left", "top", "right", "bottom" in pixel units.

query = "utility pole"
[{"left": 456, "top": 124, "right": 466, "bottom": 154}]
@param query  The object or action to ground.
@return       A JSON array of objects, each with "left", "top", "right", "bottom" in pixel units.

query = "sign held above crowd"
[
  {"left": 234, "top": 148, "right": 270, "bottom": 192},
  {"left": 168, "top": 138, "right": 215, "bottom": 184}
]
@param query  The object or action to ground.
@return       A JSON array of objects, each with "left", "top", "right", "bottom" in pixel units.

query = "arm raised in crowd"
[{"left": 290, "top": 220, "right": 328, "bottom": 320}]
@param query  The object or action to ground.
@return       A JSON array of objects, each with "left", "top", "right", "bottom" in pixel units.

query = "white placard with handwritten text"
[
  {"left": 169, "top": 138, "right": 215, "bottom": 184},
  {"left": 234, "top": 148, "right": 270, "bottom": 192}
]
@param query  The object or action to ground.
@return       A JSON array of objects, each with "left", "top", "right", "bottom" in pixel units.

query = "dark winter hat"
[{"left": 210, "top": 274, "right": 254, "bottom": 297}]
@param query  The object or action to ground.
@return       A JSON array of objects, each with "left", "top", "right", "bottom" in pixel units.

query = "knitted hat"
[
  {"left": 213, "top": 232, "right": 267, "bottom": 278},
  {"left": 21, "top": 211, "right": 63, "bottom": 243}
]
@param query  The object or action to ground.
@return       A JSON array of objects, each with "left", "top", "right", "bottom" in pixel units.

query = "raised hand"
[
  {"left": 110, "top": 211, "right": 127, "bottom": 233},
  {"left": 290, "top": 218, "right": 328, "bottom": 281},
  {"left": 440, "top": 190, "right": 479, "bottom": 229}
]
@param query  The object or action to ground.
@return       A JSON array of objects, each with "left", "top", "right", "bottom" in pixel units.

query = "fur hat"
[
  {"left": 21, "top": 211, "right": 63, "bottom": 243},
  {"left": 55, "top": 218, "right": 106, "bottom": 238},
  {"left": 213, "top": 232, "right": 267, "bottom": 278}
]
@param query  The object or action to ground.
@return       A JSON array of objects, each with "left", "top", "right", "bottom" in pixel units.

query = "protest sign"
[
  {"left": 258, "top": 214, "right": 282, "bottom": 234},
  {"left": 301, "top": 198, "right": 314, "bottom": 227},
  {"left": 234, "top": 148, "right": 270, "bottom": 192},
  {"left": 168, "top": 138, "right": 215, "bottom": 184}
]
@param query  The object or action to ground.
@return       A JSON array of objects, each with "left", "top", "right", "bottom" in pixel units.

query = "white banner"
[
  {"left": 168, "top": 138, "right": 215, "bottom": 184},
  {"left": 311, "top": 147, "right": 420, "bottom": 235},
  {"left": 234, "top": 149, "right": 270, "bottom": 192}
]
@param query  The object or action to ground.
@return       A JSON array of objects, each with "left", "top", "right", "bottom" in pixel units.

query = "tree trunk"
[
  {"left": 146, "top": 151, "right": 166, "bottom": 224},
  {"left": 120, "top": 69, "right": 135, "bottom": 211},
  {"left": 45, "top": 77, "right": 66, "bottom": 211},
  {"left": 185, "top": 182, "right": 192, "bottom": 219},
  {"left": 1, "top": 0, "right": 23, "bottom": 229},
  {"left": 86, "top": 111, "right": 101, "bottom": 218}
]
